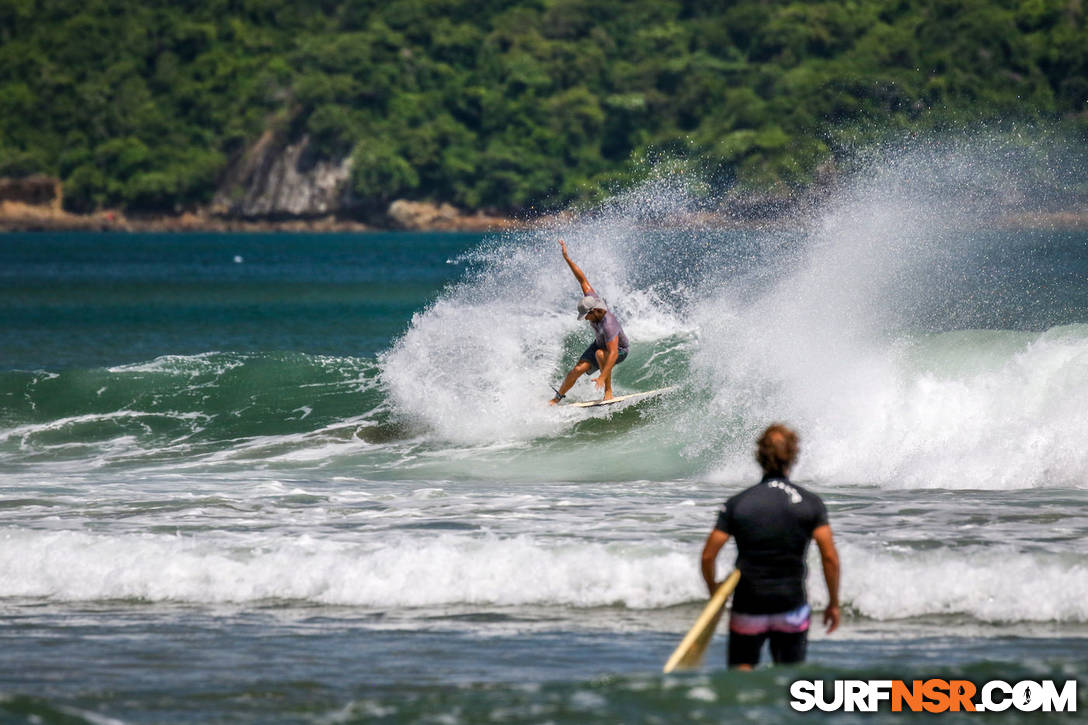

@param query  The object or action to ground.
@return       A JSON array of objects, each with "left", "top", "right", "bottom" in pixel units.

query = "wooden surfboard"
[
  {"left": 568, "top": 386, "right": 674, "bottom": 408},
  {"left": 663, "top": 569, "right": 741, "bottom": 673}
]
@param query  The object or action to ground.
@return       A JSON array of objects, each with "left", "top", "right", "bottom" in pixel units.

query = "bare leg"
[
  {"left": 594, "top": 349, "right": 613, "bottom": 400},
  {"left": 549, "top": 360, "right": 592, "bottom": 404}
]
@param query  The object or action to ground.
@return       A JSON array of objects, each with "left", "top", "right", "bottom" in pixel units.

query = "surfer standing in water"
[
  {"left": 549, "top": 240, "right": 629, "bottom": 404},
  {"left": 701, "top": 424, "right": 841, "bottom": 669}
]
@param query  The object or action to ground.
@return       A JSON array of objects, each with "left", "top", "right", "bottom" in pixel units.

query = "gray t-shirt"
[{"left": 586, "top": 287, "right": 628, "bottom": 350}]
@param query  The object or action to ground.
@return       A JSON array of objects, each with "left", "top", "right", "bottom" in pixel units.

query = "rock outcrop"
[
  {"left": 0, "top": 174, "right": 62, "bottom": 209},
  {"left": 211, "top": 131, "right": 355, "bottom": 219},
  {"left": 387, "top": 200, "right": 462, "bottom": 229},
  {"left": 386, "top": 199, "right": 521, "bottom": 231}
]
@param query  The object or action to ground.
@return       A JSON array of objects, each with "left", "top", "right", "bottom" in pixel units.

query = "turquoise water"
[
  {"left": 0, "top": 232, "right": 473, "bottom": 369},
  {"left": 1, "top": 188, "right": 1087, "bottom": 722}
]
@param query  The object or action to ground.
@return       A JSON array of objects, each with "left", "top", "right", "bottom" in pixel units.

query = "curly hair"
[{"left": 756, "top": 424, "right": 799, "bottom": 477}]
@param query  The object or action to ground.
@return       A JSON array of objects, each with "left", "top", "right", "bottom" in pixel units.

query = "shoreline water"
[
  {"left": 3, "top": 198, "right": 1088, "bottom": 234},
  {"left": 0, "top": 198, "right": 521, "bottom": 233}
]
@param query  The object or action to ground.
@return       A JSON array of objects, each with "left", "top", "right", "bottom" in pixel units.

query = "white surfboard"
[
  {"left": 663, "top": 569, "right": 741, "bottom": 673},
  {"left": 568, "top": 386, "right": 675, "bottom": 408}
]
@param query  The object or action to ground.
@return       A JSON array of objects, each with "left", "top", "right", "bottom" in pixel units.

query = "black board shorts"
[
  {"left": 728, "top": 629, "right": 807, "bottom": 667},
  {"left": 579, "top": 342, "right": 628, "bottom": 373}
]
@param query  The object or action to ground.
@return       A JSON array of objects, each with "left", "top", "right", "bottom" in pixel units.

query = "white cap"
[{"left": 577, "top": 295, "right": 608, "bottom": 319}]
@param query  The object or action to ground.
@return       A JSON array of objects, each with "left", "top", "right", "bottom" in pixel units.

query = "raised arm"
[{"left": 559, "top": 239, "right": 593, "bottom": 295}]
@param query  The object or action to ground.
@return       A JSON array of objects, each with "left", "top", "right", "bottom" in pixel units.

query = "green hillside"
[{"left": 1, "top": 0, "right": 1085, "bottom": 216}]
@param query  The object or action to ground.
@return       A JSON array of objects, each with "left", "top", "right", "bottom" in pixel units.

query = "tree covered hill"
[{"left": 1, "top": 0, "right": 1085, "bottom": 218}]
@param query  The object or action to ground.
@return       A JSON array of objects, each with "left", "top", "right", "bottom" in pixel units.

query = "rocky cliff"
[
  {"left": 211, "top": 131, "right": 356, "bottom": 219},
  {"left": 207, "top": 129, "right": 520, "bottom": 230}
]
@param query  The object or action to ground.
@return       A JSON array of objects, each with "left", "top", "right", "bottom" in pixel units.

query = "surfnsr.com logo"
[{"left": 790, "top": 679, "right": 1078, "bottom": 713}]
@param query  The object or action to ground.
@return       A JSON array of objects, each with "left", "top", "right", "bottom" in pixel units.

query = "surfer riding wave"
[{"left": 550, "top": 240, "right": 629, "bottom": 404}]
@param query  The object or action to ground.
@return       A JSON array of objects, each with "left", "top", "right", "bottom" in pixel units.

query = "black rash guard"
[{"left": 714, "top": 475, "right": 829, "bottom": 614}]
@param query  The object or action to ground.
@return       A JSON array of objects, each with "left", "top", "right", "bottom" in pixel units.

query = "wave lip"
[
  {"left": 837, "top": 542, "right": 1088, "bottom": 623},
  {"left": 0, "top": 529, "right": 693, "bottom": 609},
  {"left": 701, "top": 325, "right": 1088, "bottom": 490},
  {"left": 3, "top": 530, "right": 1084, "bottom": 624}
]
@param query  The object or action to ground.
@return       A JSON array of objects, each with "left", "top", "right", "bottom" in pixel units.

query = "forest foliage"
[{"left": 0, "top": 0, "right": 1085, "bottom": 215}]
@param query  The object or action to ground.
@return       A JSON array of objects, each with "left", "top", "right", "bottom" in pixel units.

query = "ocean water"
[{"left": 2, "top": 149, "right": 1088, "bottom": 722}]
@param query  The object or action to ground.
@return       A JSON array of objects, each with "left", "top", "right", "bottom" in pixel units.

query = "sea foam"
[
  {"left": 377, "top": 136, "right": 1088, "bottom": 489},
  {"left": 1, "top": 529, "right": 1083, "bottom": 623}
]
